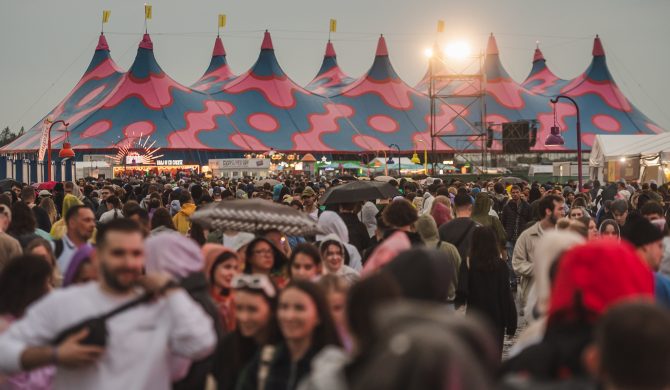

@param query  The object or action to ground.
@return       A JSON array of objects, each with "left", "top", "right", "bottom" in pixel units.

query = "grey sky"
[{"left": 1, "top": 0, "right": 669, "bottom": 132}]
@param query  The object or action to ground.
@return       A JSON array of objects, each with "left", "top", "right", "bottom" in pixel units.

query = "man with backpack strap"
[{"left": 54, "top": 205, "right": 96, "bottom": 275}]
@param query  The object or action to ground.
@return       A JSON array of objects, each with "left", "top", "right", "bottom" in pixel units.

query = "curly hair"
[{"left": 382, "top": 199, "right": 418, "bottom": 229}]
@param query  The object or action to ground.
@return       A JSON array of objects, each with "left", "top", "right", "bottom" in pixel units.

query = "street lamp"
[
  {"left": 416, "top": 138, "right": 428, "bottom": 173},
  {"left": 46, "top": 120, "right": 75, "bottom": 182},
  {"left": 546, "top": 95, "right": 582, "bottom": 191},
  {"left": 388, "top": 143, "right": 400, "bottom": 176}
]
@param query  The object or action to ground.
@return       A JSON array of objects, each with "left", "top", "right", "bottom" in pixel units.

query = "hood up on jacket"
[
  {"left": 316, "top": 211, "right": 349, "bottom": 243},
  {"left": 415, "top": 214, "right": 440, "bottom": 247}
]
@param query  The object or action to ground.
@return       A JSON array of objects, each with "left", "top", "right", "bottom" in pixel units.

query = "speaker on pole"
[{"left": 502, "top": 121, "right": 531, "bottom": 153}]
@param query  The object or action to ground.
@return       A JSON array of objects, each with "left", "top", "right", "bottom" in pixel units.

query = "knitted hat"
[
  {"left": 145, "top": 231, "right": 205, "bottom": 279},
  {"left": 621, "top": 214, "right": 665, "bottom": 247},
  {"left": 548, "top": 240, "right": 654, "bottom": 324}
]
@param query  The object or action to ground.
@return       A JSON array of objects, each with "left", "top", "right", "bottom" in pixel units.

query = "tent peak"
[
  {"left": 96, "top": 33, "right": 110, "bottom": 51},
  {"left": 325, "top": 40, "right": 336, "bottom": 57},
  {"left": 533, "top": 44, "right": 545, "bottom": 62},
  {"left": 592, "top": 34, "right": 605, "bottom": 57},
  {"left": 375, "top": 35, "right": 388, "bottom": 56},
  {"left": 139, "top": 33, "right": 153, "bottom": 50},
  {"left": 213, "top": 36, "right": 226, "bottom": 56},
  {"left": 261, "top": 30, "right": 273, "bottom": 50},
  {"left": 486, "top": 33, "right": 499, "bottom": 55}
]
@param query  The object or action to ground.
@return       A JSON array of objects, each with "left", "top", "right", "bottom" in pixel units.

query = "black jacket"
[
  {"left": 237, "top": 343, "right": 320, "bottom": 390},
  {"left": 466, "top": 260, "right": 517, "bottom": 334},
  {"left": 501, "top": 200, "right": 532, "bottom": 242},
  {"left": 338, "top": 212, "right": 370, "bottom": 254},
  {"left": 33, "top": 205, "right": 52, "bottom": 232},
  {"left": 438, "top": 217, "right": 478, "bottom": 261}
]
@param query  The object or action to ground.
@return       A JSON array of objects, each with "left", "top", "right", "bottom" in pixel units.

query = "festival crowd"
[{"left": 0, "top": 173, "right": 670, "bottom": 390}]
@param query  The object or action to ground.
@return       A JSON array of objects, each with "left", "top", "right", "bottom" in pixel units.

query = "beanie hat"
[
  {"left": 621, "top": 214, "right": 665, "bottom": 247},
  {"left": 145, "top": 231, "right": 205, "bottom": 279},
  {"left": 548, "top": 240, "right": 654, "bottom": 325}
]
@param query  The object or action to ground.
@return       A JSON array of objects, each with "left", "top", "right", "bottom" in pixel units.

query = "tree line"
[{"left": 0, "top": 126, "right": 25, "bottom": 147}]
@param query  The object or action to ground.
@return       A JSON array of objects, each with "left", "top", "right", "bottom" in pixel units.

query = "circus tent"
[{"left": 2, "top": 31, "right": 665, "bottom": 157}]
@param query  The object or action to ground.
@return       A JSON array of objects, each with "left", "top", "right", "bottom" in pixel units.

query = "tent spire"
[
  {"left": 375, "top": 34, "right": 389, "bottom": 56},
  {"left": 213, "top": 36, "right": 226, "bottom": 56},
  {"left": 96, "top": 33, "right": 110, "bottom": 51},
  {"left": 533, "top": 41, "right": 545, "bottom": 62},
  {"left": 261, "top": 30, "right": 273, "bottom": 50},
  {"left": 592, "top": 34, "right": 605, "bottom": 57},
  {"left": 486, "top": 33, "right": 499, "bottom": 56},
  {"left": 139, "top": 33, "right": 153, "bottom": 50},
  {"left": 325, "top": 40, "right": 336, "bottom": 57}
]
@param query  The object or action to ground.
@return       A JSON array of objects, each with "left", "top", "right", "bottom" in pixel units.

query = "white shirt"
[
  {"left": 0, "top": 283, "right": 216, "bottom": 390},
  {"left": 55, "top": 234, "right": 78, "bottom": 275}
]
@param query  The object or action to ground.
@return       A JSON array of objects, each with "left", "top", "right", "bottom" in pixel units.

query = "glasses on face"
[
  {"left": 109, "top": 248, "right": 143, "bottom": 257},
  {"left": 232, "top": 274, "right": 276, "bottom": 297}
]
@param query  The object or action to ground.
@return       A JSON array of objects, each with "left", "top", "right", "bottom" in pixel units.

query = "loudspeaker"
[
  {"left": 502, "top": 121, "right": 530, "bottom": 153},
  {"left": 529, "top": 121, "right": 538, "bottom": 147},
  {"left": 486, "top": 127, "right": 494, "bottom": 148}
]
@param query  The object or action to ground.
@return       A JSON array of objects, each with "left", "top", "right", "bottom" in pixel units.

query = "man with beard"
[
  {"left": 512, "top": 194, "right": 564, "bottom": 315},
  {"left": 0, "top": 219, "right": 216, "bottom": 390}
]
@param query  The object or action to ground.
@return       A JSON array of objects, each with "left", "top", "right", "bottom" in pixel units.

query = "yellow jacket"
[{"left": 172, "top": 202, "right": 197, "bottom": 235}]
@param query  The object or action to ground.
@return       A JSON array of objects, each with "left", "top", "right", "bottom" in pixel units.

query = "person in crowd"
[
  {"left": 568, "top": 206, "right": 586, "bottom": 219},
  {"left": 610, "top": 199, "right": 629, "bottom": 229},
  {"left": 94, "top": 185, "right": 114, "bottom": 220},
  {"left": 204, "top": 245, "right": 240, "bottom": 333},
  {"left": 0, "top": 219, "right": 217, "bottom": 390},
  {"left": 383, "top": 248, "right": 454, "bottom": 305},
  {"left": 238, "top": 280, "right": 341, "bottom": 390},
  {"left": 430, "top": 196, "right": 453, "bottom": 227},
  {"left": 21, "top": 187, "right": 51, "bottom": 232},
  {"left": 639, "top": 201, "right": 670, "bottom": 277},
  {"left": 81, "top": 185, "right": 98, "bottom": 214},
  {"left": 53, "top": 204, "right": 96, "bottom": 274},
  {"left": 575, "top": 215, "right": 598, "bottom": 240},
  {"left": 25, "top": 237, "right": 62, "bottom": 287},
  {"left": 0, "top": 204, "right": 22, "bottom": 270},
  {"left": 439, "top": 192, "right": 478, "bottom": 261},
  {"left": 214, "top": 274, "right": 282, "bottom": 390},
  {"left": 244, "top": 237, "right": 288, "bottom": 288},
  {"left": 583, "top": 302, "right": 670, "bottom": 390},
  {"left": 7, "top": 201, "right": 42, "bottom": 249},
  {"left": 288, "top": 243, "right": 322, "bottom": 281},
  {"left": 503, "top": 240, "right": 654, "bottom": 385},
  {"left": 465, "top": 226, "right": 517, "bottom": 357},
  {"left": 50, "top": 194, "right": 83, "bottom": 240},
  {"left": 98, "top": 195, "right": 123, "bottom": 224},
  {"left": 316, "top": 211, "right": 362, "bottom": 271},
  {"left": 39, "top": 195, "right": 58, "bottom": 226},
  {"left": 150, "top": 207, "right": 177, "bottom": 235},
  {"left": 337, "top": 202, "right": 370, "bottom": 254},
  {"left": 61, "top": 243, "right": 96, "bottom": 287},
  {"left": 0, "top": 255, "right": 55, "bottom": 389},
  {"left": 381, "top": 198, "right": 423, "bottom": 244},
  {"left": 145, "top": 231, "right": 223, "bottom": 390},
  {"left": 318, "top": 275, "right": 351, "bottom": 352},
  {"left": 472, "top": 193, "right": 507, "bottom": 258},
  {"left": 358, "top": 201, "right": 378, "bottom": 239},
  {"left": 501, "top": 185, "right": 532, "bottom": 289},
  {"left": 173, "top": 191, "right": 196, "bottom": 235},
  {"left": 513, "top": 194, "right": 564, "bottom": 316},
  {"left": 509, "top": 230, "right": 584, "bottom": 357},
  {"left": 620, "top": 214, "right": 670, "bottom": 308},
  {"left": 319, "top": 234, "right": 360, "bottom": 286},
  {"left": 599, "top": 219, "right": 620, "bottom": 239}
]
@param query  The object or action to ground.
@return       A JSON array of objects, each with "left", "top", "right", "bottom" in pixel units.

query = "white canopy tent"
[{"left": 589, "top": 133, "right": 670, "bottom": 183}]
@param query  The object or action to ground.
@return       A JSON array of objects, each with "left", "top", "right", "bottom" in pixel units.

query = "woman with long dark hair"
[
  {"left": 0, "top": 255, "right": 55, "bottom": 388},
  {"left": 288, "top": 243, "right": 322, "bottom": 281},
  {"left": 244, "top": 237, "right": 288, "bottom": 288},
  {"left": 206, "top": 247, "right": 240, "bottom": 333},
  {"left": 465, "top": 225, "right": 517, "bottom": 358},
  {"left": 213, "top": 274, "right": 282, "bottom": 390},
  {"left": 7, "top": 202, "right": 40, "bottom": 249},
  {"left": 238, "top": 280, "right": 341, "bottom": 390}
]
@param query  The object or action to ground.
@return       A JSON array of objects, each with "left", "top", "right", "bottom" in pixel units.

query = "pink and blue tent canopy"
[{"left": 3, "top": 31, "right": 665, "bottom": 155}]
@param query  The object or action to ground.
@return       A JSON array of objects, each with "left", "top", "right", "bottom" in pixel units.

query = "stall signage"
[
  {"left": 156, "top": 160, "right": 184, "bottom": 166},
  {"left": 209, "top": 159, "right": 271, "bottom": 170}
]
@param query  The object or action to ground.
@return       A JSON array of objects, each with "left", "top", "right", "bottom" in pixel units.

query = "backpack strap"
[
  {"left": 54, "top": 239, "right": 64, "bottom": 258},
  {"left": 257, "top": 345, "right": 276, "bottom": 390}
]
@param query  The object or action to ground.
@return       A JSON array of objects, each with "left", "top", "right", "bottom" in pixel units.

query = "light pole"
[
  {"left": 46, "top": 120, "right": 74, "bottom": 182},
  {"left": 416, "top": 138, "right": 428, "bottom": 173},
  {"left": 546, "top": 95, "right": 582, "bottom": 191},
  {"left": 388, "top": 143, "right": 401, "bottom": 176}
]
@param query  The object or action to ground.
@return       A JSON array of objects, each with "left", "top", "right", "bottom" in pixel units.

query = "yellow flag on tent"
[
  {"left": 145, "top": 4, "right": 152, "bottom": 20},
  {"left": 329, "top": 19, "right": 337, "bottom": 33},
  {"left": 437, "top": 20, "right": 445, "bottom": 33},
  {"left": 102, "top": 10, "right": 111, "bottom": 24},
  {"left": 218, "top": 14, "right": 227, "bottom": 28}
]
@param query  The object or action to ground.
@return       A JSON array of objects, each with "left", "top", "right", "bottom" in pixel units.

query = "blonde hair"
[{"left": 39, "top": 197, "right": 57, "bottom": 224}]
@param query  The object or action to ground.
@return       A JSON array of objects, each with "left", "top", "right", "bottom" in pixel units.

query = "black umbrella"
[
  {"left": 190, "top": 199, "right": 321, "bottom": 236},
  {"left": 320, "top": 180, "right": 401, "bottom": 205}
]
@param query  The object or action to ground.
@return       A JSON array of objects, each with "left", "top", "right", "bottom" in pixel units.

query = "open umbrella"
[
  {"left": 373, "top": 175, "right": 394, "bottom": 183},
  {"left": 190, "top": 199, "right": 321, "bottom": 236},
  {"left": 256, "top": 178, "right": 280, "bottom": 187},
  {"left": 35, "top": 181, "right": 58, "bottom": 191},
  {"left": 320, "top": 181, "right": 401, "bottom": 205}
]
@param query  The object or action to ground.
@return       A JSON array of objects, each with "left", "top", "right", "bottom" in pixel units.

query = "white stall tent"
[{"left": 589, "top": 133, "right": 670, "bottom": 183}]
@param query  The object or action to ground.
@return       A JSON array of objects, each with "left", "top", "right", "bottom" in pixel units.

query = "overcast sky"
[{"left": 1, "top": 0, "right": 669, "bottom": 132}]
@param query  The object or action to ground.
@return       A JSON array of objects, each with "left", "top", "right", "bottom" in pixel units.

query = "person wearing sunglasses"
[
  {"left": 237, "top": 280, "right": 341, "bottom": 390},
  {"left": 0, "top": 219, "right": 217, "bottom": 390},
  {"left": 213, "top": 274, "right": 282, "bottom": 390},
  {"left": 244, "top": 237, "right": 288, "bottom": 288}
]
